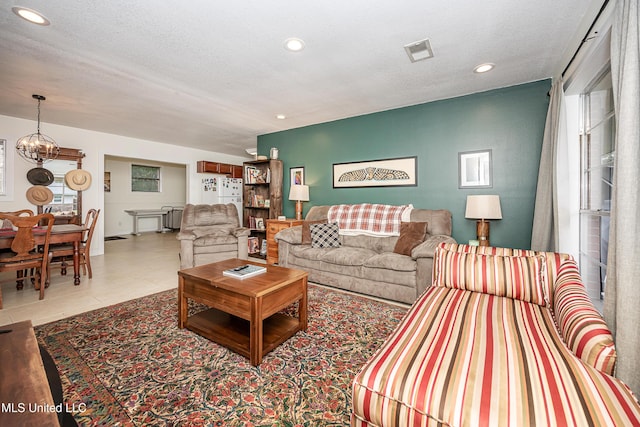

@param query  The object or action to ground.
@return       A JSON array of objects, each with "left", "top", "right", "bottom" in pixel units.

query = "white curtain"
[
  {"left": 604, "top": 0, "right": 640, "bottom": 396},
  {"left": 531, "top": 80, "right": 566, "bottom": 252}
]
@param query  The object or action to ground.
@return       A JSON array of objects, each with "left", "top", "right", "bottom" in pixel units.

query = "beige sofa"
[{"left": 275, "top": 205, "right": 455, "bottom": 304}]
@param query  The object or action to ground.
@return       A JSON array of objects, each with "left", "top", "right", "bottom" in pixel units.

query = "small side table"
[{"left": 266, "top": 219, "right": 303, "bottom": 264}]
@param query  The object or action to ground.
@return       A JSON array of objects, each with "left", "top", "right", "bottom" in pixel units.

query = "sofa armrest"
[
  {"left": 176, "top": 231, "right": 196, "bottom": 241},
  {"left": 179, "top": 239, "right": 194, "bottom": 270},
  {"left": 411, "top": 235, "right": 457, "bottom": 259},
  {"left": 233, "top": 227, "right": 251, "bottom": 237},
  {"left": 553, "top": 260, "right": 616, "bottom": 376},
  {"left": 275, "top": 226, "right": 302, "bottom": 245}
]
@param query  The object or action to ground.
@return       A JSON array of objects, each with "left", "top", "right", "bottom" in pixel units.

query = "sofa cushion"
[
  {"left": 193, "top": 234, "right": 238, "bottom": 246},
  {"left": 193, "top": 242, "right": 237, "bottom": 254},
  {"left": 289, "top": 245, "right": 327, "bottom": 261},
  {"left": 310, "top": 223, "right": 341, "bottom": 248},
  {"left": 191, "top": 225, "right": 234, "bottom": 238},
  {"left": 433, "top": 246, "right": 548, "bottom": 306},
  {"left": 393, "top": 221, "right": 428, "bottom": 256},
  {"left": 362, "top": 253, "right": 416, "bottom": 287},
  {"left": 439, "top": 242, "right": 573, "bottom": 305},
  {"left": 301, "top": 219, "right": 327, "bottom": 244},
  {"left": 364, "top": 252, "right": 416, "bottom": 272},
  {"left": 342, "top": 234, "right": 397, "bottom": 253},
  {"left": 320, "top": 247, "right": 377, "bottom": 266}
]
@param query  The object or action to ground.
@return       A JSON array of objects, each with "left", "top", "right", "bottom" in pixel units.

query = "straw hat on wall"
[
  {"left": 64, "top": 169, "right": 92, "bottom": 191},
  {"left": 26, "top": 185, "right": 54, "bottom": 205}
]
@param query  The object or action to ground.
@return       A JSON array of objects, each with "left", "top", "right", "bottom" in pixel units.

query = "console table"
[{"left": 124, "top": 209, "right": 169, "bottom": 235}]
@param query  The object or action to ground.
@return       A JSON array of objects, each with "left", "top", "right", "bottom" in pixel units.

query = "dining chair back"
[
  {"left": 0, "top": 213, "right": 54, "bottom": 308},
  {"left": 1, "top": 209, "right": 34, "bottom": 227},
  {"left": 49, "top": 208, "right": 100, "bottom": 279}
]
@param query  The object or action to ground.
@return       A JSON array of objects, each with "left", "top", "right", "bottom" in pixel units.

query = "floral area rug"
[{"left": 35, "top": 285, "right": 408, "bottom": 426}]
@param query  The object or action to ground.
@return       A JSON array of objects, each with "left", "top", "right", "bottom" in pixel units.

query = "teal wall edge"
[{"left": 258, "top": 79, "right": 551, "bottom": 250}]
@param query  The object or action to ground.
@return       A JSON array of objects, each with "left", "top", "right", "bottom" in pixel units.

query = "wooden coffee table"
[{"left": 177, "top": 258, "right": 308, "bottom": 366}]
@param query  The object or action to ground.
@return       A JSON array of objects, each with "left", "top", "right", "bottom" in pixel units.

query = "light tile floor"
[{"left": 0, "top": 232, "right": 182, "bottom": 327}]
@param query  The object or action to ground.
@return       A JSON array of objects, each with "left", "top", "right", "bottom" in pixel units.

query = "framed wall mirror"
[
  {"left": 37, "top": 147, "right": 85, "bottom": 224},
  {"left": 458, "top": 149, "right": 493, "bottom": 188}
]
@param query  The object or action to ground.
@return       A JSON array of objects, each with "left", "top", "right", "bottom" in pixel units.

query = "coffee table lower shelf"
[{"left": 186, "top": 308, "right": 301, "bottom": 361}]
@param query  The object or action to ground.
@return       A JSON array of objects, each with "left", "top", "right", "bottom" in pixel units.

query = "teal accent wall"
[{"left": 258, "top": 80, "right": 550, "bottom": 249}]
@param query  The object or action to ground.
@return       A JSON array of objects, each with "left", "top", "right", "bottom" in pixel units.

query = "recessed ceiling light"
[
  {"left": 12, "top": 6, "right": 50, "bottom": 26},
  {"left": 284, "top": 38, "right": 305, "bottom": 52},
  {"left": 276, "top": 114, "right": 286, "bottom": 120},
  {"left": 474, "top": 63, "right": 495, "bottom": 73}
]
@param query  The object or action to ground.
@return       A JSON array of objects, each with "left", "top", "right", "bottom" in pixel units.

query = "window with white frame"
[{"left": 579, "top": 67, "right": 614, "bottom": 302}]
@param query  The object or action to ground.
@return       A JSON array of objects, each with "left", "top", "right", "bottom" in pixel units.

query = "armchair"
[{"left": 177, "top": 204, "right": 250, "bottom": 269}]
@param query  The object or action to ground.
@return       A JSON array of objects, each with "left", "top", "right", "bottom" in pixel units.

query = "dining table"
[{"left": 0, "top": 224, "right": 87, "bottom": 286}]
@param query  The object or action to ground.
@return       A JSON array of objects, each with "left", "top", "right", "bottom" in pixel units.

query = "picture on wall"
[
  {"left": 290, "top": 166, "right": 305, "bottom": 185},
  {"left": 104, "top": 171, "right": 111, "bottom": 192},
  {"left": 332, "top": 156, "right": 417, "bottom": 188},
  {"left": 458, "top": 149, "right": 492, "bottom": 188}
]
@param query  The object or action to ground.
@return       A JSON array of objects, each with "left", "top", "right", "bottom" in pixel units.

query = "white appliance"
[{"left": 200, "top": 176, "right": 243, "bottom": 223}]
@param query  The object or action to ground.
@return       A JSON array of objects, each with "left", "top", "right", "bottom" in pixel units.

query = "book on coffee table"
[{"left": 222, "top": 264, "right": 267, "bottom": 279}]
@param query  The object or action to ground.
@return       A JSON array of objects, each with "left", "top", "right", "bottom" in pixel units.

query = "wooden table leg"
[
  {"left": 178, "top": 276, "right": 186, "bottom": 329},
  {"left": 250, "top": 296, "right": 263, "bottom": 366},
  {"left": 299, "top": 277, "right": 308, "bottom": 331},
  {"left": 73, "top": 241, "right": 81, "bottom": 285}
]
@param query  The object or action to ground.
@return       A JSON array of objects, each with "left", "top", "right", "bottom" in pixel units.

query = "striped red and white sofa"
[{"left": 351, "top": 243, "right": 640, "bottom": 426}]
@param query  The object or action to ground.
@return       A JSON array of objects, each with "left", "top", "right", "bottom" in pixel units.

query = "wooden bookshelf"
[{"left": 243, "top": 159, "right": 283, "bottom": 259}]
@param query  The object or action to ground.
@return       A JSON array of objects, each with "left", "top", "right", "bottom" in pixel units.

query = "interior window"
[{"left": 131, "top": 164, "right": 161, "bottom": 192}]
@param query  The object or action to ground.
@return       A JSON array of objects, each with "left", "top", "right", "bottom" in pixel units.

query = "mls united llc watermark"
[{"left": 1, "top": 402, "right": 87, "bottom": 414}]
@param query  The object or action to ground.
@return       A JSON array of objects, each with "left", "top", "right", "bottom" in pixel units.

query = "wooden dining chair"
[
  {"left": 0, "top": 209, "right": 35, "bottom": 289},
  {"left": 0, "top": 209, "right": 34, "bottom": 221},
  {"left": 49, "top": 209, "right": 100, "bottom": 279},
  {"left": 0, "top": 213, "right": 54, "bottom": 309}
]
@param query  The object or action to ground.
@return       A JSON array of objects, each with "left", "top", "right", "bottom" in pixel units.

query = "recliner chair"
[{"left": 177, "top": 204, "right": 250, "bottom": 269}]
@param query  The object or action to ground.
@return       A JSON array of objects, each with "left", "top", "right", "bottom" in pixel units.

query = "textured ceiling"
[{"left": 0, "top": 1, "right": 603, "bottom": 157}]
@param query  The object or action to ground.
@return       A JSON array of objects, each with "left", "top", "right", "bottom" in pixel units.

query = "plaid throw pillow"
[{"left": 310, "top": 223, "right": 341, "bottom": 248}]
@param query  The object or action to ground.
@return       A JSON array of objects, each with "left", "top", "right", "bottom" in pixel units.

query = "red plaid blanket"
[{"left": 327, "top": 203, "right": 412, "bottom": 236}]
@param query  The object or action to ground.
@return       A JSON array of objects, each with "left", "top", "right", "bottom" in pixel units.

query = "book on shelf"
[
  {"left": 244, "top": 165, "right": 271, "bottom": 184},
  {"left": 247, "top": 216, "right": 265, "bottom": 230},
  {"left": 247, "top": 236, "right": 259, "bottom": 254},
  {"left": 222, "top": 264, "right": 267, "bottom": 279},
  {"left": 249, "top": 194, "right": 265, "bottom": 207},
  {"left": 245, "top": 166, "right": 259, "bottom": 184}
]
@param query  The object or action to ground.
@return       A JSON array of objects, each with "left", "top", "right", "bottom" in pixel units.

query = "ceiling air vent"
[{"left": 404, "top": 38, "right": 434, "bottom": 63}]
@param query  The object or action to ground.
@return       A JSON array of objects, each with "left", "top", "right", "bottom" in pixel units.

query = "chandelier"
[{"left": 16, "top": 94, "right": 60, "bottom": 163}]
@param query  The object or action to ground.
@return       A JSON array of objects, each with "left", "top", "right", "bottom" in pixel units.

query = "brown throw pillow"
[
  {"left": 302, "top": 219, "right": 328, "bottom": 244},
  {"left": 393, "top": 222, "right": 428, "bottom": 256}
]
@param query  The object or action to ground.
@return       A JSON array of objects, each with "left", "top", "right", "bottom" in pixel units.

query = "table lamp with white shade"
[
  {"left": 289, "top": 185, "right": 309, "bottom": 220},
  {"left": 465, "top": 195, "right": 502, "bottom": 247}
]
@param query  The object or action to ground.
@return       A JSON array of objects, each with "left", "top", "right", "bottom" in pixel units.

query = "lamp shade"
[
  {"left": 288, "top": 184, "right": 309, "bottom": 201},
  {"left": 465, "top": 195, "right": 502, "bottom": 220}
]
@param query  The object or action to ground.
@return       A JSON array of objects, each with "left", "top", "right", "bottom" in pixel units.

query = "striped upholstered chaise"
[{"left": 351, "top": 243, "right": 640, "bottom": 426}]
